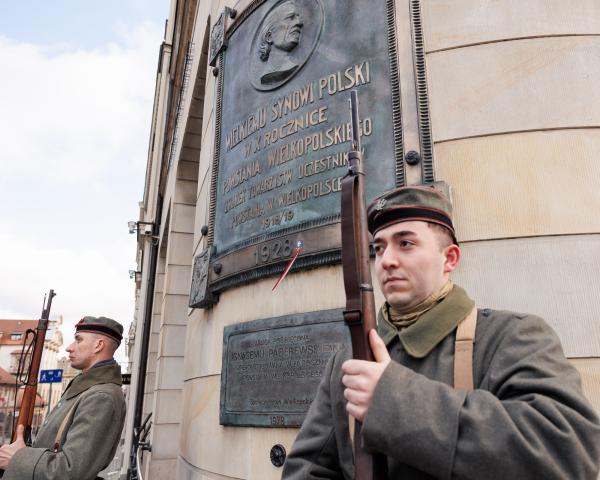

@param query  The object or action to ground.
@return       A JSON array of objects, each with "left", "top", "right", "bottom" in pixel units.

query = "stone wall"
[{"left": 127, "top": 0, "right": 600, "bottom": 478}]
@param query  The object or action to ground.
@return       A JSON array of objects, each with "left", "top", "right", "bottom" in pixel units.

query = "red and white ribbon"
[{"left": 272, "top": 240, "right": 304, "bottom": 291}]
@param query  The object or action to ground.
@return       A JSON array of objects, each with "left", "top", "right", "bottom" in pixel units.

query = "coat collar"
[
  {"left": 63, "top": 362, "right": 122, "bottom": 400},
  {"left": 377, "top": 284, "right": 475, "bottom": 358}
]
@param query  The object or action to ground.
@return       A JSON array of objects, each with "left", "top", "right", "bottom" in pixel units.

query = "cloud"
[
  {"left": 0, "top": 225, "right": 133, "bottom": 316},
  {"left": 0, "top": 22, "right": 164, "bottom": 366},
  {"left": 0, "top": 23, "right": 161, "bottom": 183},
  {"left": 0, "top": 223, "right": 135, "bottom": 363}
]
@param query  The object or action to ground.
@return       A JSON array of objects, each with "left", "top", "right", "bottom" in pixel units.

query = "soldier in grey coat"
[
  {"left": 283, "top": 185, "right": 600, "bottom": 479},
  {"left": 0, "top": 316, "right": 126, "bottom": 480}
]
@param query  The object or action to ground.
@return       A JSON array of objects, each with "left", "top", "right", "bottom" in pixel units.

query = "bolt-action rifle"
[
  {"left": 12, "top": 289, "right": 56, "bottom": 444},
  {"left": 341, "top": 92, "right": 386, "bottom": 479},
  {"left": 0, "top": 290, "right": 55, "bottom": 477}
]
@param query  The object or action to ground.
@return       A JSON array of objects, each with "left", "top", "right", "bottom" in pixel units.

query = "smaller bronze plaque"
[{"left": 220, "top": 309, "right": 349, "bottom": 427}]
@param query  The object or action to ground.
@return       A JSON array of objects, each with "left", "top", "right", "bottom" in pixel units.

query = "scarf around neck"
[{"left": 385, "top": 281, "right": 454, "bottom": 330}]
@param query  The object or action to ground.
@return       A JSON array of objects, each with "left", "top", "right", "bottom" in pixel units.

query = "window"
[{"left": 10, "top": 333, "right": 22, "bottom": 341}]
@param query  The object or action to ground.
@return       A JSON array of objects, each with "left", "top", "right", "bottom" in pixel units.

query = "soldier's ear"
[
  {"left": 94, "top": 337, "right": 106, "bottom": 353},
  {"left": 443, "top": 244, "right": 460, "bottom": 273}
]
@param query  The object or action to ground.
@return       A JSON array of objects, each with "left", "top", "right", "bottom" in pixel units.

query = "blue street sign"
[{"left": 39, "top": 369, "right": 63, "bottom": 383}]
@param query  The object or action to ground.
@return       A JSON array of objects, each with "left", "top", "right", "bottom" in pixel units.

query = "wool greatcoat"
[
  {"left": 282, "top": 286, "right": 600, "bottom": 479},
  {"left": 4, "top": 360, "right": 126, "bottom": 480}
]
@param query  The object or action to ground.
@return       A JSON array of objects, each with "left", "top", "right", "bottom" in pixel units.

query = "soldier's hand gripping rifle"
[
  {"left": 341, "top": 91, "right": 385, "bottom": 479},
  {"left": 12, "top": 289, "right": 56, "bottom": 444}
]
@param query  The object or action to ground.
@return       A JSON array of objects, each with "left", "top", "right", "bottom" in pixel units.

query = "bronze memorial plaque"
[
  {"left": 193, "top": 0, "right": 402, "bottom": 301},
  {"left": 220, "top": 309, "right": 350, "bottom": 426}
]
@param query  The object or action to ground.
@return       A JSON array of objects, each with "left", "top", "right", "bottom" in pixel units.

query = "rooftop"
[{"left": 0, "top": 320, "right": 37, "bottom": 346}]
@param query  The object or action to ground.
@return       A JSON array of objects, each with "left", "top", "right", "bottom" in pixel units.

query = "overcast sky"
[{"left": 0, "top": 1, "right": 169, "bottom": 367}]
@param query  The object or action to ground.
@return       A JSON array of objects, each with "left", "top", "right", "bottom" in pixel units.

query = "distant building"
[
  {"left": 36, "top": 316, "right": 63, "bottom": 415},
  {"left": 0, "top": 367, "right": 17, "bottom": 443},
  {"left": 0, "top": 367, "right": 46, "bottom": 444},
  {"left": 57, "top": 356, "right": 78, "bottom": 392},
  {"left": 0, "top": 319, "right": 38, "bottom": 370}
]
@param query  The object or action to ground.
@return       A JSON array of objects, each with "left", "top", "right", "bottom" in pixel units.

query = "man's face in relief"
[{"left": 268, "top": 2, "right": 303, "bottom": 52}]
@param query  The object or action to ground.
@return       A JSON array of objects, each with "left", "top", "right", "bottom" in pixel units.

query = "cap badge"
[{"left": 375, "top": 198, "right": 387, "bottom": 211}]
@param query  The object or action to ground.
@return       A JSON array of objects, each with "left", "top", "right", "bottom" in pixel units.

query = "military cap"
[
  {"left": 367, "top": 185, "right": 457, "bottom": 243},
  {"left": 76, "top": 316, "right": 123, "bottom": 344}
]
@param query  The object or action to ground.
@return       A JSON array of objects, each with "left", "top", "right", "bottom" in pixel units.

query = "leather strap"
[
  {"left": 54, "top": 387, "right": 87, "bottom": 453},
  {"left": 454, "top": 307, "right": 477, "bottom": 391},
  {"left": 53, "top": 401, "right": 78, "bottom": 452}
]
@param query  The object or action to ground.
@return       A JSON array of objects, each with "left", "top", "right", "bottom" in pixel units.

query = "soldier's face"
[
  {"left": 374, "top": 221, "right": 458, "bottom": 311},
  {"left": 268, "top": 4, "right": 303, "bottom": 51},
  {"left": 66, "top": 332, "right": 99, "bottom": 372}
]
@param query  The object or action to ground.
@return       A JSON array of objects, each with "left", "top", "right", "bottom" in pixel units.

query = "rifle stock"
[{"left": 341, "top": 91, "right": 384, "bottom": 479}]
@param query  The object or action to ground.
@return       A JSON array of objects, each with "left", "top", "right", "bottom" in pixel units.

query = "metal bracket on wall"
[
  {"left": 208, "top": 7, "right": 237, "bottom": 68},
  {"left": 189, "top": 246, "right": 219, "bottom": 308}
]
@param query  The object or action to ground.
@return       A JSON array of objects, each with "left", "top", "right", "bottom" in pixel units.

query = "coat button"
[{"left": 482, "top": 308, "right": 491, "bottom": 317}]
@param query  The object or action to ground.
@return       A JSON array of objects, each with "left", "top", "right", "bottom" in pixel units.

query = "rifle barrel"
[{"left": 350, "top": 90, "right": 361, "bottom": 152}]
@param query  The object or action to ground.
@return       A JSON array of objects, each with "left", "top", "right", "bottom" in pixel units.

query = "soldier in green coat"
[
  {"left": 283, "top": 185, "right": 600, "bottom": 479},
  {"left": 0, "top": 316, "right": 126, "bottom": 480}
]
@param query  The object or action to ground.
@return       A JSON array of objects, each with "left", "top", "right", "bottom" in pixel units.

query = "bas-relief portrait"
[
  {"left": 258, "top": 1, "right": 304, "bottom": 84},
  {"left": 249, "top": 0, "right": 323, "bottom": 91}
]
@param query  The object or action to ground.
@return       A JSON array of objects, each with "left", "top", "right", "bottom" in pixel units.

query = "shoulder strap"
[
  {"left": 52, "top": 387, "right": 94, "bottom": 453},
  {"left": 454, "top": 307, "right": 477, "bottom": 391},
  {"left": 53, "top": 402, "right": 77, "bottom": 452}
]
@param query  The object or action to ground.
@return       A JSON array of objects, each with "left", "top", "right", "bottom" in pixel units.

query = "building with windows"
[
  {"left": 0, "top": 368, "right": 47, "bottom": 444},
  {"left": 123, "top": 1, "right": 600, "bottom": 479},
  {"left": 0, "top": 320, "right": 37, "bottom": 370},
  {"left": 0, "top": 367, "right": 18, "bottom": 444}
]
